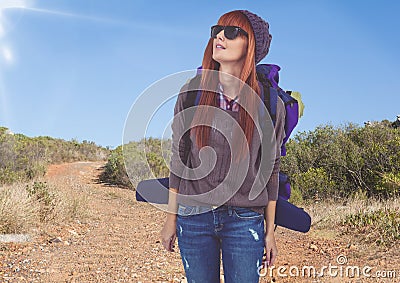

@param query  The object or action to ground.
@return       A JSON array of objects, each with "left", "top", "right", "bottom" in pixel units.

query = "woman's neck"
[{"left": 219, "top": 63, "right": 243, "bottom": 100}]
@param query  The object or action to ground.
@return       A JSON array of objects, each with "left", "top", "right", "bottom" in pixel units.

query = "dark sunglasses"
[{"left": 211, "top": 25, "right": 248, "bottom": 40}]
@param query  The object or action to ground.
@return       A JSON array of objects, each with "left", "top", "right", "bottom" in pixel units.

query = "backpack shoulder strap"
[
  {"left": 257, "top": 72, "right": 277, "bottom": 126},
  {"left": 183, "top": 75, "right": 202, "bottom": 110},
  {"left": 180, "top": 74, "right": 201, "bottom": 165}
]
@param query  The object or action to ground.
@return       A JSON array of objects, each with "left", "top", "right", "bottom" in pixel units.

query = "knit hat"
[{"left": 240, "top": 10, "right": 272, "bottom": 64}]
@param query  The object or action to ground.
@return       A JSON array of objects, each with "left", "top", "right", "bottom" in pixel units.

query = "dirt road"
[{"left": 1, "top": 162, "right": 398, "bottom": 282}]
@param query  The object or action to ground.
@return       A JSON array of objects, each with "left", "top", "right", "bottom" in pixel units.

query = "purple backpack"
[{"left": 256, "top": 64, "right": 299, "bottom": 201}]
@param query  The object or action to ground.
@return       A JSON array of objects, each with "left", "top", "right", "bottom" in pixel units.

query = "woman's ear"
[{"left": 267, "top": 34, "right": 272, "bottom": 50}]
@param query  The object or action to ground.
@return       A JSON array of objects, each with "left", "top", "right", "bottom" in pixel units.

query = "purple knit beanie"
[{"left": 240, "top": 10, "right": 272, "bottom": 64}]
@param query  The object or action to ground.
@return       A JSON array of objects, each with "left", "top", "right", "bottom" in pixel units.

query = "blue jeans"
[{"left": 176, "top": 204, "right": 265, "bottom": 283}]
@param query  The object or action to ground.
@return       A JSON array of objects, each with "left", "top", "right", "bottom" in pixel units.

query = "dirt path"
[{"left": 1, "top": 162, "right": 398, "bottom": 282}]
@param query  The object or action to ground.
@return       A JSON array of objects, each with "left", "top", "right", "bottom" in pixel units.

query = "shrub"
[
  {"left": 288, "top": 185, "right": 303, "bottom": 205},
  {"left": 102, "top": 120, "right": 400, "bottom": 201},
  {"left": 0, "top": 184, "right": 38, "bottom": 234},
  {"left": 0, "top": 127, "right": 110, "bottom": 185},
  {"left": 26, "top": 182, "right": 56, "bottom": 222},
  {"left": 0, "top": 181, "right": 88, "bottom": 234},
  {"left": 292, "top": 167, "right": 335, "bottom": 201},
  {"left": 100, "top": 138, "right": 170, "bottom": 189},
  {"left": 343, "top": 207, "right": 400, "bottom": 246},
  {"left": 375, "top": 172, "right": 400, "bottom": 197},
  {"left": 281, "top": 121, "right": 400, "bottom": 200},
  {"left": 100, "top": 146, "right": 132, "bottom": 188}
]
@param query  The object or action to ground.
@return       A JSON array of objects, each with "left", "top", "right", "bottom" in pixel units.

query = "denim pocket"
[
  {"left": 177, "top": 204, "right": 196, "bottom": 217},
  {"left": 233, "top": 207, "right": 264, "bottom": 220}
]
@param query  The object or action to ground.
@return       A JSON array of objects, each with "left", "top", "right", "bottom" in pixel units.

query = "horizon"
[{"left": 2, "top": 115, "right": 399, "bottom": 150}]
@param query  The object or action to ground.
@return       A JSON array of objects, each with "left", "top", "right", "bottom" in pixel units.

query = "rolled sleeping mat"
[{"left": 136, "top": 177, "right": 311, "bottom": 233}]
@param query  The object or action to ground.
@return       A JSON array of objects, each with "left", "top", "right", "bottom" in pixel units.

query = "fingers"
[
  {"left": 162, "top": 235, "right": 176, "bottom": 252},
  {"left": 262, "top": 253, "right": 268, "bottom": 268},
  {"left": 262, "top": 247, "right": 278, "bottom": 267},
  {"left": 169, "top": 235, "right": 176, "bottom": 252},
  {"left": 271, "top": 247, "right": 278, "bottom": 265},
  {"left": 264, "top": 249, "right": 271, "bottom": 267},
  {"left": 160, "top": 222, "right": 177, "bottom": 252},
  {"left": 267, "top": 248, "right": 278, "bottom": 266}
]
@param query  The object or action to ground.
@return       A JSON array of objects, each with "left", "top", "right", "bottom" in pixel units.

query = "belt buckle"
[{"left": 211, "top": 205, "right": 218, "bottom": 210}]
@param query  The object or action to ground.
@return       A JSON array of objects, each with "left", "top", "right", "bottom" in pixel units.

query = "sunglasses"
[{"left": 211, "top": 25, "right": 248, "bottom": 40}]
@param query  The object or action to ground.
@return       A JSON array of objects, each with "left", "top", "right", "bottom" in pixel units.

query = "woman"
[{"left": 161, "top": 10, "right": 285, "bottom": 283}]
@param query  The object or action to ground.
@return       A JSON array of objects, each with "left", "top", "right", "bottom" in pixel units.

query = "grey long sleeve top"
[{"left": 169, "top": 83, "right": 286, "bottom": 214}]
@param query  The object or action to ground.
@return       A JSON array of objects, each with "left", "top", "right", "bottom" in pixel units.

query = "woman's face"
[{"left": 212, "top": 28, "right": 248, "bottom": 66}]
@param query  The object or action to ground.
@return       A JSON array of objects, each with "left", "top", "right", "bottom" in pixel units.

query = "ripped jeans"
[{"left": 176, "top": 204, "right": 265, "bottom": 283}]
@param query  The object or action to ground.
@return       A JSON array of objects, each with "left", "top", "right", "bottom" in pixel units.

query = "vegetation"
[
  {"left": 99, "top": 120, "right": 400, "bottom": 247},
  {"left": 0, "top": 127, "right": 109, "bottom": 185},
  {"left": 0, "top": 181, "right": 86, "bottom": 234},
  {"left": 343, "top": 207, "right": 400, "bottom": 246},
  {"left": 308, "top": 195, "right": 399, "bottom": 247},
  {"left": 101, "top": 121, "right": 400, "bottom": 201},
  {"left": 99, "top": 137, "right": 171, "bottom": 189},
  {"left": 0, "top": 127, "right": 105, "bottom": 234},
  {"left": 280, "top": 121, "right": 400, "bottom": 202}
]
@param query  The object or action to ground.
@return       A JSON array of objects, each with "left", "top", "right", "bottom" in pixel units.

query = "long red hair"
[{"left": 190, "top": 10, "right": 261, "bottom": 162}]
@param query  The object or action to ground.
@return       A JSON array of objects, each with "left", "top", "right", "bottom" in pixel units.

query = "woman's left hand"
[{"left": 263, "top": 232, "right": 278, "bottom": 267}]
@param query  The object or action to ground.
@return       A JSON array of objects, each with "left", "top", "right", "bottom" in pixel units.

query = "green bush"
[
  {"left": 100, "top": 146, "right": 132, "bottom": 188},
  {"left": 343, "top": 207, "right": 400, "bottom": 246},
  {"left": 102, "top": 121, "right": 400, "bottom": 201},
  {"left": 288, "top": 185, "right": 303, "bottom": 205},
  {"left": 292, "top": 167, "right": 335, "bottom": 200},
  {"left": 376, "top": 172, "right": 400, "bottom": 197},
  {"left": 100, "top": 138, "right": 170, "bottom": 189},
  {"left": 0, "top": 127, "right": 110, "bottom": 185},
  {"left": 281, "top": 122, "right": 400, "bottom": 200}
]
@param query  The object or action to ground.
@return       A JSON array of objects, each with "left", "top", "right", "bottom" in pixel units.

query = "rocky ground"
[{"left": 0, "top": 161, "right": 398, "bottom": 282}]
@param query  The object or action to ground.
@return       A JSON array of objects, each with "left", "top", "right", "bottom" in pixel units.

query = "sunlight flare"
[
  {"left": 23, "top": 7, "right": 123, "bottom": 25},
  {"left": 0, "top": 0, "right": 28, "bottom": 10},
  {"left": 2, "top": 46, "right": 13, "bottom": 64}
]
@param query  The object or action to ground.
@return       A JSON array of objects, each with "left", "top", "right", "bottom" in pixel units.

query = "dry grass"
[
  {"left": 0, "top": 183, "right": 39, "bottom": 234},
  {"left": 0, "top": 180, "right": 88, "bottom": 235},
  {"left": 47, "top": 184, "right": 89, "bottom": 224},
  {"left": 306, "top": 195, "right": 400, "bottom": 246},
  {"left": 308, "top": 196, "right": 399, "bottom": 227}
]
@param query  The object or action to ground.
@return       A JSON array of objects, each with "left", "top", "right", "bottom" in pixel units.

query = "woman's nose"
[{"left": 217, "top": 30, "right": 225, "bottom": 41}]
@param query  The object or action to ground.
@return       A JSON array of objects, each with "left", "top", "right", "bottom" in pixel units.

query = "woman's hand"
[
  {"left": 263, "top": 200, "right": 278, "bottom": 267},
  {"left": 263, "top": 232, "right": 278, "bottom": 267},
  {"left": 160, "top": 216, "right": 177, "bottom": 252}
]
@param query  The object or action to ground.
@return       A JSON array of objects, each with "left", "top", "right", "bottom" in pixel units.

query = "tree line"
[
  {"left": 100, "top": 120, "right": 400, "bottom": 201},
  {"left": 0, "top": 127, "right": 109, "bottom": 184}
]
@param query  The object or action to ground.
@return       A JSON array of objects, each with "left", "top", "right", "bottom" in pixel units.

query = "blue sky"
[{"left": 0, "top": 0, "right": 399, "bottom": 148}]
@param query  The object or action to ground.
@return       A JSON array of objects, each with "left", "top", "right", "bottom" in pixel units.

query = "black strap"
[
  {"left": 256, "top": 72, "right": 275, "bottom": 125},
  {"left": 179, "top": 75, "right": 202, "bottom": 166},
  {"left": 182, "top": 75, "right": 201, "bottom": 111}
]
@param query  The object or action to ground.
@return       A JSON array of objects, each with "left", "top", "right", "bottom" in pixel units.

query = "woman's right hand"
[{"left": 161, "top": 216, "right": 177, "bottom": 252}]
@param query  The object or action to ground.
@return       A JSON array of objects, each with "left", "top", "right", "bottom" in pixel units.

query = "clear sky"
[{"left": 0, "top": 0, "right": 399, "bottom": 148}]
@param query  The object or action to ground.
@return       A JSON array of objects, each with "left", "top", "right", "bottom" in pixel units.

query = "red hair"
[{"left": 190, "top": 10, "right": 261, "bottom": 162}]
